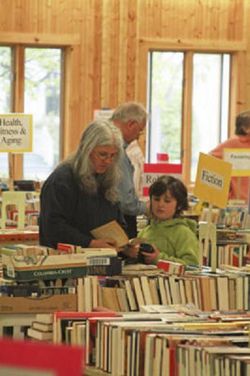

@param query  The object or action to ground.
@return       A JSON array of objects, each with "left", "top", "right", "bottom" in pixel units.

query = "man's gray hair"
[
  {"left": 111, "top": 102, "right": 148, "bottom": 124},
  {"left": 65, "top": 119, "right": 123, "bottom": 203}
]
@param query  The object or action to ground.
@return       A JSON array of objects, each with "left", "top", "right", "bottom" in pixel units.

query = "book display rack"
[{"left": 0, "top": 207, "right": 249, "bottom": 375}]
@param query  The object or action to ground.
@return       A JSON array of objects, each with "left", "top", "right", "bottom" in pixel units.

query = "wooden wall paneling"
[
  {"left": 154, "top": 0, "right": 172, "bottom": 38},
  {"left": 194, "top": 0, "right": 205, "bottom": 39},
  {"left": 217, "top": 2, "right": 231, "bottom": 39},
  {"left": 92, "top": 0, "right": 103, "bottom": 114},
  {"left": 15, "top": 0, "right": 39, "bottom": 33},
  {"left": 101, "top": 0, "right": 112, "bottom": 107},
  {"left": 13, "top": 0, "right": 25, "bottom": 32},
  {"left": 136, "top": 39, "right": 149, "bottom": 154},
  {"left": 110, "top": 0, "right": 120, "bottom": 107},
  {"left": 126, "top": 0, "right": 137, "bottom": 101},
  {"left": 136, "top": 37, "right": 245, "bottom": 53},
  {"left": 227, "top": 0, "right": 244, "bottom": 40},
  {"left": 229, "top": 53, "right": 239, "bottom": 136},
  {"left": 50, "top": 0, "right": 69, "bottom": 34},
  {"left": 234, "top": 51, "right": 247, "bottom": 116},
  {"left": 136, "top": 40, "right": 148, "bottom": 106},
  {"left": 136, "top": 0, "right": 147, "bottom": 39},
  {"left": 208, "top": 1, "right": 220, "bottom": 40},
  {"left": 173, "top": 0, "right": 188, "bottom": 39},
  {"left": 0, "top": 32, "right": 80, "bottom": 46},
  {"left": 117, "top": 0, "right": 128, "bottom": 104},
  {"left": 79, "top": 0, "right": 96, "bottom": 128},
  {"left": 150, "top": 0, "right": 162, "bottom": 38},
  {"left": 137, "top": 0, "right": 246, "bottom": 40},
  {"left": 37, "top": 0, "right": 53, "bottom": 33},
  {"left": 0, "top": 0, "right": 249, "bottom": 169},
  {"left": 66, "top": 44, "right": 82, "bottom": 155},
  {"left": 12, "top": 45, "right": 24, "bottom": 180}
]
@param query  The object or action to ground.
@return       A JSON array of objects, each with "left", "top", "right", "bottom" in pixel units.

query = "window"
[
  {"left": 147, "top": 51, "right": 230, "bottom": 185},
  {"left": 0, "top": 45, "right": 63, "bottom": 181},
  {"left": 24, "top": 48, "right": 62, "bottom": 180}
]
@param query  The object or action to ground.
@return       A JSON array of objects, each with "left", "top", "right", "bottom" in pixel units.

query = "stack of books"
[{"left": 27, "top": 313, "right": 53, "bottom": 341}]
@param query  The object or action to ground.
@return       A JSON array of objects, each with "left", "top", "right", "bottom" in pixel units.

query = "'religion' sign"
[
  {"left": 143, "top": 163, "right": 182, "bottom": 196},
  {"left": 0, "top": 114, "right": 33, "bottom": 152}
]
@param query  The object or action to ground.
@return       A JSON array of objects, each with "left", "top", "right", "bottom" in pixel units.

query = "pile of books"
[
  {"left": 89, "top": 309, "right": 250, "bottom": 375},
  {"left": 0, "top": 243, "right": 122, "bottom": 314},
  {"left": 1, "top": 244, "right": 122, "bottom": 281}
]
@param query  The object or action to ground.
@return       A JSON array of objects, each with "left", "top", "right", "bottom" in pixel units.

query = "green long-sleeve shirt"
[{"left": 138, "top": 217, "right": 199, "bottom": 266}]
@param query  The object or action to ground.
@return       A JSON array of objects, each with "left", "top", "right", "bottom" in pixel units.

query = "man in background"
[
  {"left": 210, "top": 110, "right": 250, "bottom": 203},
  {"left": 111, "top": 102, "right": 148, "bottom": 238}
]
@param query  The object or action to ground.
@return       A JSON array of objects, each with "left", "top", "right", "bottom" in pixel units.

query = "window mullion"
[
  {"left": 10, "top": 45, "right": 25, "bottom": 180},
  {"left": 182, "top": 51, "right": 193, "bottom": 186}
]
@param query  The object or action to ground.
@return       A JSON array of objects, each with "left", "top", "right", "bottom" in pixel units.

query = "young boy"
[{"left": 138, "top": 175, "right": 199, "bottom": 266}]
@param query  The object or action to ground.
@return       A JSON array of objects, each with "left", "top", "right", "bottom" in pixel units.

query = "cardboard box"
[
  {"left": 0, "top": 294, "right": 77, "bottom": 313},
  {"left": 2, "top": 251, "right": 122, "bottom": 281}
]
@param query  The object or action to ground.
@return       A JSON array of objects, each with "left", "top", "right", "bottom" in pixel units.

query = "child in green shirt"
[{"left": 138, "top": 175, "right": 199, "bottom": 266}]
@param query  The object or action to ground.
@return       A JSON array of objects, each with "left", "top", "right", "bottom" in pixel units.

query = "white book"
[
  {"left": 27, "top": 327, "right": 53, "bottom": 341},
  {"left": 132, "top": 277, "right": 145, "bottom": 310}
]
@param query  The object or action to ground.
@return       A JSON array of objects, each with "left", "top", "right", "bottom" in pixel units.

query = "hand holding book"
[
  {"left": 90, "top": 220, "right": 129, "bottom": 249},
  {"left": 90, "top": 221, "right": 159, "bottom": 263},
  {"left": 89, "top": 238, "right": 118, "bottom": 249},
  {"left": 121, "top": 238, "right": 159, "bottom": 264}
]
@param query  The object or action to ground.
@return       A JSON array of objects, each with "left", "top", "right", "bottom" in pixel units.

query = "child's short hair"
[{"left": 149, "top": 175, "right": 188, "bottom": 217}]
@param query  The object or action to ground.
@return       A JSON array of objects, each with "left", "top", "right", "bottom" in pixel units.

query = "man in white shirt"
[{"left": 111, "top": 102, "right": 148, "bottom": 238}]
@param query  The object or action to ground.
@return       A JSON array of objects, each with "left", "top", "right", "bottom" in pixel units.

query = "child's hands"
[
  {"left": 120, "top": 241, "right": 140, "bottom": 259},
  {"left": 89, "top": 238, "right": 117, "bottom": 249},
  {"left": 140, "top": 244, "right": 159, "bottom": 264}
]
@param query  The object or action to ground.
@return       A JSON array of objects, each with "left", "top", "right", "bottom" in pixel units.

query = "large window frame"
[
  {"left": 136, "top": 38, "right": 246, "bottom": 188},
  {"left": 0, "top": 32, "right": 80, "bottom": 180}
]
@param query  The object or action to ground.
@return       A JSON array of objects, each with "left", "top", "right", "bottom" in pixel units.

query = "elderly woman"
[{"left": 39, "top": 119, "right": 125, "bottom": 249}]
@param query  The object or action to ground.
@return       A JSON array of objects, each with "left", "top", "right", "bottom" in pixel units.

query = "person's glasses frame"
[{"left": 94, "top": 150, "right": 118, "bottom": 162}]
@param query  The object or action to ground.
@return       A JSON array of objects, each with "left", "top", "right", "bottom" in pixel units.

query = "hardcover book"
[{"left": 90, "top": 220, "right": 129, "bottom": 247}]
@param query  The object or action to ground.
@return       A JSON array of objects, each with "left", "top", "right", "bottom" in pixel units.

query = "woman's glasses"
[{"left": 94, "top": 151, "right": 117, "bottom": 161}]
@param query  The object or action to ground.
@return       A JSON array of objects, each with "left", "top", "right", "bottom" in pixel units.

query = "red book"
[
  {"left": 57, "top": 243, "right": 76, "bottom": 254},
  {"left": 157, "top": 259, "right": 185, "bottom": 275}
]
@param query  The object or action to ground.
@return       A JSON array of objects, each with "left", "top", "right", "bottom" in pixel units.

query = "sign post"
[{"left": 194, "top": 153, "right": 232, "bottom": 271}]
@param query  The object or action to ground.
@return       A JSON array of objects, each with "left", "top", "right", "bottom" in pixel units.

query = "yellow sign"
[
  {"left": 194, "top": 153, "right": 232, "bottom": 208},
  {"left": 223, "top": 148, "right": 250, "bottom": 176},
  {"left": 0, "top": 114, "right": 33, "bottom": 152}
]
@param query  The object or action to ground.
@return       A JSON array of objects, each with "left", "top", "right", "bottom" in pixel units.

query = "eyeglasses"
[
  {"left": 94, "top": 151, "right": 117, "bottom": 161},
  {"left": 135, "top": 121, "right": 145, "bottom": 135}
]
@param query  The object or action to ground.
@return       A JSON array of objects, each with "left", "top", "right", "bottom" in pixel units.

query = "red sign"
[{"left": 143, "top": 163, "right": 182, "bottom": 196}]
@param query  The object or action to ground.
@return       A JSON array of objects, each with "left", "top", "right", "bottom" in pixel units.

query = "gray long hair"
[{"left": 66, "top": 119, "right": 123, "bottom": 203}]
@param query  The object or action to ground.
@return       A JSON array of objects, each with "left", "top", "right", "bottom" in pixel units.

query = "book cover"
[{"left": 90, "top": 220, "right": 129, "bottom": 247}]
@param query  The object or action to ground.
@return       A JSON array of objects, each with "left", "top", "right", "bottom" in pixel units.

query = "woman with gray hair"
[{"left": 39, "top": 118, "right": 125, "bottom": 249}]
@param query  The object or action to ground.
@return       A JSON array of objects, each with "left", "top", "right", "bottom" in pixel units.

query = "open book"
[{"left": 90, "top": 220, "right": 129, "bottom": 247}]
